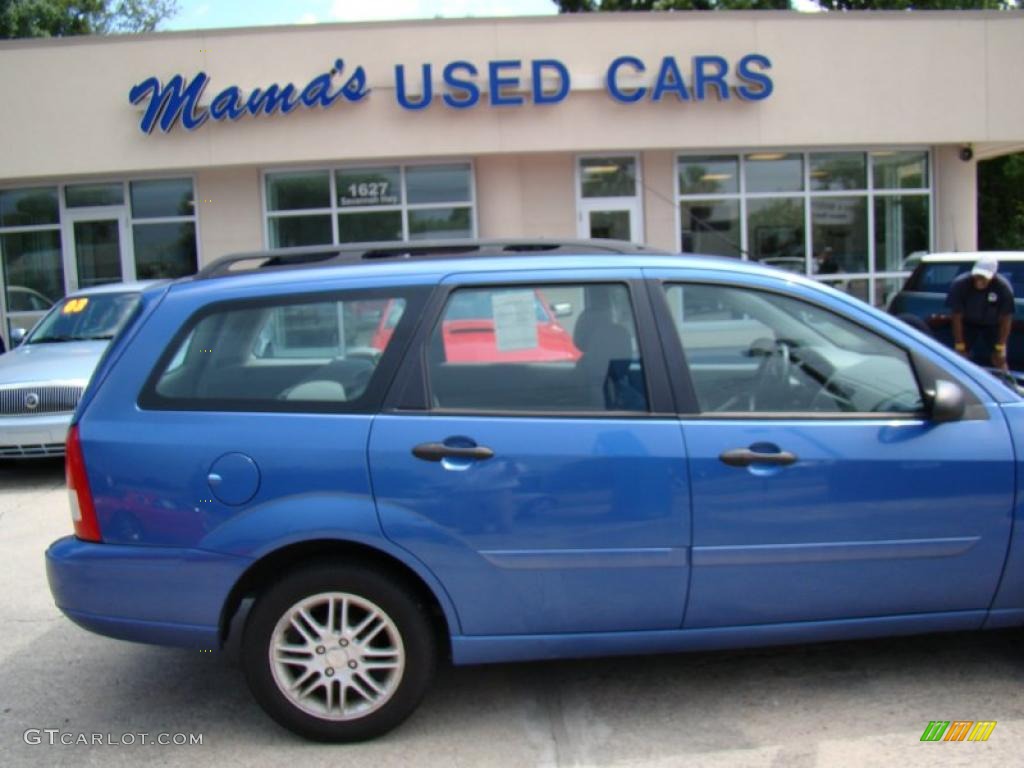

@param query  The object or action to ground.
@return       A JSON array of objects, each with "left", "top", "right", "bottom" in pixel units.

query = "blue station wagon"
[{"left": 46, "top": 241, "right": 1024, "bottom": 741}]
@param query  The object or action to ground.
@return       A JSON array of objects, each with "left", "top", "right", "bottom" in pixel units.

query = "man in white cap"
[{"left": 945, "top": 256, "right": 1015, "bottom": 370}]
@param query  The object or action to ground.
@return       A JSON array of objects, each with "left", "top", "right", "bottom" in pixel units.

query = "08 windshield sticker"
[
  {"left": 62, "top": 298, "right": 89, "bottom": 315},
  {"left": 492, "top": 291, "right": 538, "bottom": 352}
]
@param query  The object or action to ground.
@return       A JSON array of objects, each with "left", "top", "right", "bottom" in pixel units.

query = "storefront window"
[
  {"left": 678, "top": 156, "right": 739, "bottom": 196},
  {"left": 338, "top": 211, "right": 403, "bottom": 243},
  {"left": 588, "top": 210, "right": 631, "bottom": 241},
  {"left": 266, "top": 163, "right": 475, "bottom": 247},
  {"left": 130, "top": 178, "right": 195, "bottom": 219},
  {"left": 266, "top": 171, "right": 331, "bottom": 211},
  {"left": 1, "top": 230, "right": 64, "bottom": 305},
  {"left": 0, "top": 187, "right": 59, "bottom": 227},
  {"left": 745, "top": 153, "right": 803, "bottom": 194},
  {"left": 0, "top": 179, "right": 198, "bottom": 346},
  {"left": 748, "top": 198, "right": 805, "bottom": 266},
  {"left": 407, "top": 164, "right": 472, "bottom": 204},
  {"left": 872, "top": 151, "right": 928, "bottom": 190},
  {"left": 580, "top": 157, "right": 636, "bottom": 198},
  {"left": 269, "top": 215, "right": 333, "bottom": 248},
  {"left": 810, "top": 153, "right": 866, "bottom": 192},
  {"left": 409, "top": 207, "right": 472, "bottom": 240},
  {"left": 681, "top": 200, "right": 740, "bottom": 258},
  {"left": 874, "top": 195, "right": 930, "bottom": 272},
  {"left": 677, "top": 150, "right": 932, "bottom": 306},
  {"left": 133, "top": 222, "right": 199, "bottom": 279},
  {"left": 65, "top": 183, "right": 124, "bottom": 208},
  {"left": 812, "top": 196, "right": 868, "bottom": 274},
  {"left": 130, "top": 178, "right": 198, "bottom": 279},
  {"left": 336, "top": 167, "right": 401, "bottom": 208}
]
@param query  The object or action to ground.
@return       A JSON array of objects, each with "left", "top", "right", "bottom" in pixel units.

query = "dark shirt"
[{"left": 946, "top": 272, "right": 1015, "bottom": 327}]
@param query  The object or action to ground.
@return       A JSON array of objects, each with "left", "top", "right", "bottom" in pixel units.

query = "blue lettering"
[
  {"left": 395, "top": 64, "right": 432, "bottom": 110},
  {"left": 606, "top": 56, "right": 646, "bottom": 104},
  {"left": 338, "top": 60, "right": 370, "bottom": 102},
  {"left": 694, "top": 55, "right": 730, "bottom": 101},
  {"left": 129, "top": 74, "right": 209, "bottom": 133},
  {"left": 651, "top": 57, "right": 690, "bottom": 103},
  {"left": 246, "top": 84, "right": 299, "bottom": 116},
  {"left": 488, "top": 60, "right": 523, "bottom": 107},
  {"left": 209, "top": 86, "right": 245, "bottom": 121},
  {"left": 735, "top": 54, "right": 773, "bottom": 101},
  {"left": 532, "top": 59, "right": 570, "bottom": 105},
  {"left": 443, "top": 61, "right": 480, "bottom": 109},
  {"left": 300, "top": 74, "right": 333, "bottom": 108}
]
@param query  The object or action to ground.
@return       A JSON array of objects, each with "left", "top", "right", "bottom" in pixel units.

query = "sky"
[
  {"left": 166, "top": 0, "right": 559, "bottom": 30},
  {"left": 165, "top": 0, "right": 819, "bottom": 32}
]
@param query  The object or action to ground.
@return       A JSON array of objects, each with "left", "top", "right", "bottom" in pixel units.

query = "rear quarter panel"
[{"left": 987, "top": 400, "right": 1024, "bottom": 627}]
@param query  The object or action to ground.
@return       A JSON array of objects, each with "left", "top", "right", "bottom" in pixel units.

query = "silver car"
[{"left": 0, "top": 282, "right": 157, "bottom": 458}]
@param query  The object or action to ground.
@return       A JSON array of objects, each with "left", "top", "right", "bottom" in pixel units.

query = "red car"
[{"left": 371, "top": 290, "right": 580, "bottom": 363}]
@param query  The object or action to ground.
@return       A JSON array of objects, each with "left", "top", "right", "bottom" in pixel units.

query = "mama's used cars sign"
[{"left": 129, "top": 54, "right": 773, "bottom": 134}]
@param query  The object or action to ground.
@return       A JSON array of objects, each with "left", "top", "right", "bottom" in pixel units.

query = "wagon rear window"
[{"left": 143, "top": 290, "right": 420, "bottom": 412}]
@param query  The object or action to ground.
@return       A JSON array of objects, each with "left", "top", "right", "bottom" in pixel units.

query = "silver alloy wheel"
[{"left": 268, "top": 591, "right": 406, "bottom": 721}]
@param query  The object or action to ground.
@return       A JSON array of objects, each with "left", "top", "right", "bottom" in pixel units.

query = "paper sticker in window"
[{"left": 492, "top": 291, "right": 539, "bottom": 352}]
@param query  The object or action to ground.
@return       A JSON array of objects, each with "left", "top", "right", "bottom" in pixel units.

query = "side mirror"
[
  {"left": 10, "top": 327, "right": 27, "bottom": 347},
  {"left": 926, "top": 379, "right": 965, "bottom": 423},
  {"left": 551, "top": 302, "right": 573, "bottom": 318}
]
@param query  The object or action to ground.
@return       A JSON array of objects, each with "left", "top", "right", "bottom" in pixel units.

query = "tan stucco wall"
[
  {"left": 642, "top": 150, "right": 678, "bottom": 253},
  {"left": 934, "top": 145, "right": 978, "bottom": 253},
  {"left": 474, "top": 154, "right": 577, "bottom": 241},
  {"left": 0, "top": 12, "right": 1021, "bottom": 181},
  {"left": 195, "top": 167, "right": 263, "bottom": 263}
]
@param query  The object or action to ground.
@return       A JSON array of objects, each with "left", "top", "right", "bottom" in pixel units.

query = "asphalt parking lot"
[{"left": 1, "top": 458, "right": 1022, "bottom": 767}]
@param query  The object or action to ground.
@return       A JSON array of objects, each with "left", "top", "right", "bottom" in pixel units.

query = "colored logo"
[{"left": 920, "top": 721, "right": 996, "bottom": 742}]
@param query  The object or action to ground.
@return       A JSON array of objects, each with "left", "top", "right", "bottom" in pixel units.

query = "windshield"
[
  {"left": 907, "top": 260, "right": 1024, "bottom": 295},
  {"left": 26, "top": 292, "right": 141, "bottom": 344}
]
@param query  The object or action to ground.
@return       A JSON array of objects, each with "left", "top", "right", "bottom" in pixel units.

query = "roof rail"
[{"left": 194, "top": 238, "right": 655, "bottom": 279}]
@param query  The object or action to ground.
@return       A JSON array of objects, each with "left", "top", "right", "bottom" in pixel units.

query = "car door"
[
  {"left": 368, "top": 270, "right": 690, "bottom": 637},
  {"left": 646, "top": 270, "right": 1015, "bottom": 629}
]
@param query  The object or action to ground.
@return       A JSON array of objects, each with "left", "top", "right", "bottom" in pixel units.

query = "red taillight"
[{"left": 66, "top": 425, "right": 101, "bottom": 542}]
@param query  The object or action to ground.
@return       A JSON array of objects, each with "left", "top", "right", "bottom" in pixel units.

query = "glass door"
[
  {"left": 65, "top": 210, "right": 131, "bottom": 290},
  {"left": 581, "top": 208, "right": 640, "bottom": 241},
  {"left": 576, "top": 155, "right": 644, "bottom": 244}
]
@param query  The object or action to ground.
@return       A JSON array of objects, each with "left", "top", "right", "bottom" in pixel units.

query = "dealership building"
[{"left": 0, "top": 10, "right": 1022, "bottom": 345}]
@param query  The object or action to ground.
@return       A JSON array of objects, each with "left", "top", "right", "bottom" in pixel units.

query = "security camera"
[{"left": 959, "top": 145, "right": 974, "bottom": 162}]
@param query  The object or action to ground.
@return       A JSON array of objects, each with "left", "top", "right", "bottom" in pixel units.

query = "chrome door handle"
[
  {"left": 412, "top": 442, "right": 495, "bottom": 462},
  {"left": 719, "top": 448, "right": 798, "bottom": 468}
]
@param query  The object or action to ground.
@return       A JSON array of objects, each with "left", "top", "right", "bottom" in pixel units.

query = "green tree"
[
  {"left": 979, "top": 153, "right": 1024, "bottom": 251},
  {"left": 0, "top": 0, "right": 177, "bottom": 38},
  {"left": 816, "top": 1, "right": 1015, "bottom": 8},
  {"left": 97, "top": 0, "right": 178, "bottom": 33}
]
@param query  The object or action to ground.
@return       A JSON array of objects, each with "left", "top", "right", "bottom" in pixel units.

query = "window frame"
[
  {"left": 0, "top": 174, "right": 200, "bottom": 348},
  {"left": 649, "top": 277, "right": 936, "bottom": 421},
  {"left": 673, "top": 148, "right": 934, "bottom": 308},
  {"left": 137, "top": 286, "right": 430, "bottom": 415},
  {"left": 574, "top": 153, "right": 645, "bottom": 245},
  {"left": 261, "top": 160, "right": 478, "bottom": 248},
  {"left": 384, "top": 276, "right": 675, "bottom": 419}
]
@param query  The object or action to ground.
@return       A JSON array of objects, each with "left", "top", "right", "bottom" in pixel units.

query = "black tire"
[{"left": 241, "top": 562, "right": 437, "bottom": 742}]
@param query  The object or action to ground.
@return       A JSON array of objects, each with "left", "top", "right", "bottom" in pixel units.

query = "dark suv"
[
  {"left": 46, "top": 241, "right": 1024, "bottom": 742},
  {"left": 888, "top": 252, "right": 1024, "bottom": 372}
]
